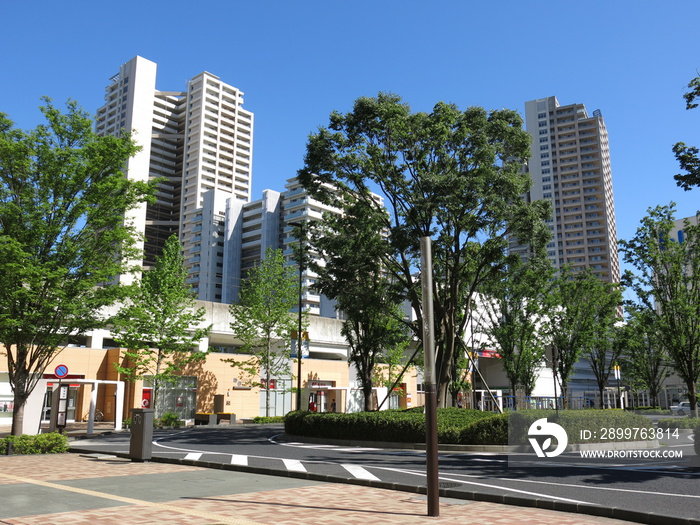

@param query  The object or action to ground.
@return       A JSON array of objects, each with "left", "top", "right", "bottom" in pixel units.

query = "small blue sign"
[{"left": 54, "top": 364, "right": 69, "bottom": 378}]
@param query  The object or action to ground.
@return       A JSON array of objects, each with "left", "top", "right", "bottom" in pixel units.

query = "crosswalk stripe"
[
  {"left": 342, "top": 464, "right": 379, "bottom": 480},
  {"left": 283, "top": 459, "right": 307, "bottom": 472},
  {"left": 230, "top": 454, "right": 248, "bottom": 466}
]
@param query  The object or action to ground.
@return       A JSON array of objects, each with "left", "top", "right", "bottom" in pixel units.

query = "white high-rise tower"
[
  {"left": 95, "top": 56, "right": 253, "bottom": 299},
  {"left": 521, "top": 96, "right": 619, "bottom": 283}
]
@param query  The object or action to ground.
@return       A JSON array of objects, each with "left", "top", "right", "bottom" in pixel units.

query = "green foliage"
[
  {"left": 479, "top": 255, "right": 553, "bottom": 399},
  {"left": 286, "top": 408, "right": 501, "bottom": 444},
  {"left": 112, "top": 235, "right": 211, "bottom": 416},
  {"left": 228, "top": 247, "right": 301, "bottom": 417},
  {"left": 157, "top": 412, "right": 181, "bottom": 427},
  {"left": 620, "top": 307, "right": 671, "bottom": 407},
  {"left": 0, "top": 99, "right": 154, "bottom": 435},
  {"left": 631, "top": 407, "right": 672, "bottom": 415},
  {"left": 543, "top": 267, "right": 621, "bottom": 407},
  {"left": 298, "top": 93, "right": 550, "bottom": 406},
  {"left": 1, "top": 432, "right": 69, "bottom": 454},
  {"left": 619, "top": 204, "right": 700, "bottom": 418},
  {"left": 673, "top": 76, "right": 700, "bottom": 191},
  {"left": 310, "top": 196, "right": 411, "bottom": 412},
  {"left": 251, "top": 416, "right": 285, "bottom": 424},
  {"left": 285, "top": 409, "right": 655, "bottom": 446},
  {"left": 657, "top": 417, "right": 700, "bottom": 430},
  {"left": 508, "top": 409, "right": 654, "bottom": 445}
]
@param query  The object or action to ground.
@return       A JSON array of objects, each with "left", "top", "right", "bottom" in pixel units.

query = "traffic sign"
[{"left": 54, "top": 364, "right": 69, "bottom": 378}]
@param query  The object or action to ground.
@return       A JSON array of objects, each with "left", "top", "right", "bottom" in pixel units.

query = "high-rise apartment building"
[
  {"left": 95, "top": 56, "right": 253, "bottom": 297},
  {"left": 520, "top": 96, "right": 620, "bottom": 283}
]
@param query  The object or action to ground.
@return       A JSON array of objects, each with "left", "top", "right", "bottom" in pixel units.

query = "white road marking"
[
  {"left": 230, "top": 454, "right": 248, "bottom": 466},
  {"left": 342, "top": 464, "right": 379, "bottom": 480},
  {"left": 283, "top": 459, "right": 307, "bottom": 472},
  {"left": 184, "top": 452, "right": 202, "bottom": 461},
  {"left": 379, "top": 467, "right": 593, "bottom": 505}
]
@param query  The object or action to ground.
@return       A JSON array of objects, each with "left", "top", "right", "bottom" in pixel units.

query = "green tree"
[
  {"left": 112, "top": 235, "right": 211, "bottom": 417},
  {"left": 479, "top": 257, "right": 553, "bottom": 403},
  {"left": 673, "top": 76, "right": 700, "bottom": 191},
  {"left": 620, "top": 307, "right": 670, "bottom": 408},
  {"left": 310, "top": 195, "right": 410, "bottom": 412},
  {"left": 228, "top": 247, "right": 300, "bottom": 417},
  {"left": 0, "top": 99, "right": 153, "bottom": 435},
  {"left": 543, "top": 268, "right": 618, "bottom": 408},
  {"left": 298, "top": 93, "right": 550, "bottom": 406},
  {"left": 619, "top": 204, "right": 700, "bottom": 417},
  {"left": 586, "top": 297, "right": 624, "bottom": 409}
]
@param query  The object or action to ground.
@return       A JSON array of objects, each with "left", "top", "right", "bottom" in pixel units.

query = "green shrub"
[
  {"left": 460, "top": 413, "right": 509, "bottom": 445},
  {"left": 1, "top": 432, "right": 68, "bottom": 455},
  {"left": 631, "top": 407, "right": 672, "bottom": 415},
  {"left": 252, "top": 416, "right": 285, "bottom": 424},
  {"left": 285, "top": 408, "right": 655, "bottom": 446},
  {"left": 658, "top": 417, "right": 700, "bottom": 430},
  {"left": 158, "top": 412, "right": 181, "bottom": 427},
  {"left": 508, "top": 409, "right": 654, "bottom": 444}
]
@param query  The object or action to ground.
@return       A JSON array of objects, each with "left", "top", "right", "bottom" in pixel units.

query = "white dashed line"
[
  {"left": 342, "top": 464, "right": 379, "bottom": 480},
  {"left": 283, "top": 459, "right": 307, "bottom": 472},
  {"left": 230, "top": 454, "right": 248, "bottom": 466},
  {"left": 184, "top": 452, "right": 202, "bottom": 461}
]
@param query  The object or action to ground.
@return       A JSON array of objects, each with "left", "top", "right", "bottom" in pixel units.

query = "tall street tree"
[
  {"left": 586, "top": 290, "right": 624, "bottom": 409},
  {"left": 543, "top": 267, "right": 618, "bottom": 408},
  {"left": 673, "top": 76, "right": 700, "bottom": 191},
  {"left": 478, "top": 256, "right": 553, "bottom": 403},
  {"left": 620, "top": 306, "right": 670, "bottom": 408},
  {"left": 112, "top": 234, "right": 211, "bottom": 417},
  {"left": 309, "top": 195, "right": 410, "bottom": 411},
  {"left": 298, "top": 93, "right": 550, "bottom": 406},
  {"left": 0, "top": 99, "right": 153, "bottom": 435},
  {"left": 619, "top": 204, "right": 700, "bottom": 417},
  {"left": 228, "top": 247, "right": 300, "bottom": 417}
]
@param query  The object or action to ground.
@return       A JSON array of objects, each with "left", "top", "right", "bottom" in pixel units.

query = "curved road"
[{"left": 71, "top": 425, "right": 700, "bottom": 523}]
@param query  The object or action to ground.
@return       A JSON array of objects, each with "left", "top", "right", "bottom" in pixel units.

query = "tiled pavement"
[{"left": 0, "top": 453, "right": 643, "bottom": 525}]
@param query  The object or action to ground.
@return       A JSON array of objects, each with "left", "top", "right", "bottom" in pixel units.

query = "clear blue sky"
[{"left": 1, "top": 1, "right": 698, "bottom": 250}]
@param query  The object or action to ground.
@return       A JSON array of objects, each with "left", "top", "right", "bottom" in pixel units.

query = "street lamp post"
[{"left": 289, "top": 221, "right": 305, "bottom": 412}]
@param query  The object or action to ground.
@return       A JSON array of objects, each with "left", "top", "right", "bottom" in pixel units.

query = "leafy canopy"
[
  {"left": 299, "top": 92, "right": 550, "bottom": 405},
  {"left": 0, "top": 98, "right": 153, "bottom": 434},
  {"left": 112, "top": 234, "right": 211, "bottom": 413}
]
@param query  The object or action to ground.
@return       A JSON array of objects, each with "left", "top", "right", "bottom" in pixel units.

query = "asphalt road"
[{"left": 70, "top": 424, "right": 700, "bottom": 522}]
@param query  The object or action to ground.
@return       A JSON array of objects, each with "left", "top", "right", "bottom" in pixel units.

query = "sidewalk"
[{"left": 0, "top": 452, "right": 643, "bottom": 525}]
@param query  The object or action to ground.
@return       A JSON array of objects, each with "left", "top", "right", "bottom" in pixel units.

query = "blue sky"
[{"left": 1, "top": 1, "right": 698, "bottom": 250}]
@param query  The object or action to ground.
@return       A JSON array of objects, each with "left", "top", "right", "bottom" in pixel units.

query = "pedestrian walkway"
[{"left": 0, "top": 453, "right": 643, "bottom": 525}]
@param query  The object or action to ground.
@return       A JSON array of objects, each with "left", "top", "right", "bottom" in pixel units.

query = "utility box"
[{"left": 129, "top": 408, "right": 154, "bottom": 462}]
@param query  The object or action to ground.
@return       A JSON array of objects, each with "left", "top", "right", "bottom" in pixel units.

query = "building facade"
[
  {"left": 520, "top": 96, "right": 620, "bottom": 283},
  {"left": 95, "top": 56, "right": 254, "bottom": 297}
]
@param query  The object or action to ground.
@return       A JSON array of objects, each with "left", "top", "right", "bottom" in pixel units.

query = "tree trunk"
[
  {"left": 10, "top": 393, "right": 28, "bottom": 436},
  {"left": 687, "top": 380, "right": 699, "bottom": 418}
]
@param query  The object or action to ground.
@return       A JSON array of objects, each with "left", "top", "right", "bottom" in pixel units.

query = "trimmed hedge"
[
  {"left": 285, "top": 408, "right": 655, "bottom": 446},
  {"left": 252, "top": 416, "right": 285, "bottom": 424},
  {"left": 1, "top": 432, "right": 69, "bottom": 455},
  {"left": 657, "top": 417, "right": 700, "bottom": 430},
  {"left": 507, "top": 409, "right": 654, "bottom": 445}
]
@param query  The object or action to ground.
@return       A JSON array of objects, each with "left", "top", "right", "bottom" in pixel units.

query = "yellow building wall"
[{"left": 2, "top": 345, "right": 420, "bottom": 420}]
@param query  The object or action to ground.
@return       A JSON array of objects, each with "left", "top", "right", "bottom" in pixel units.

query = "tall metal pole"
[{"left": 420, "top": 236, "right": 439, "bottom": 517}]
